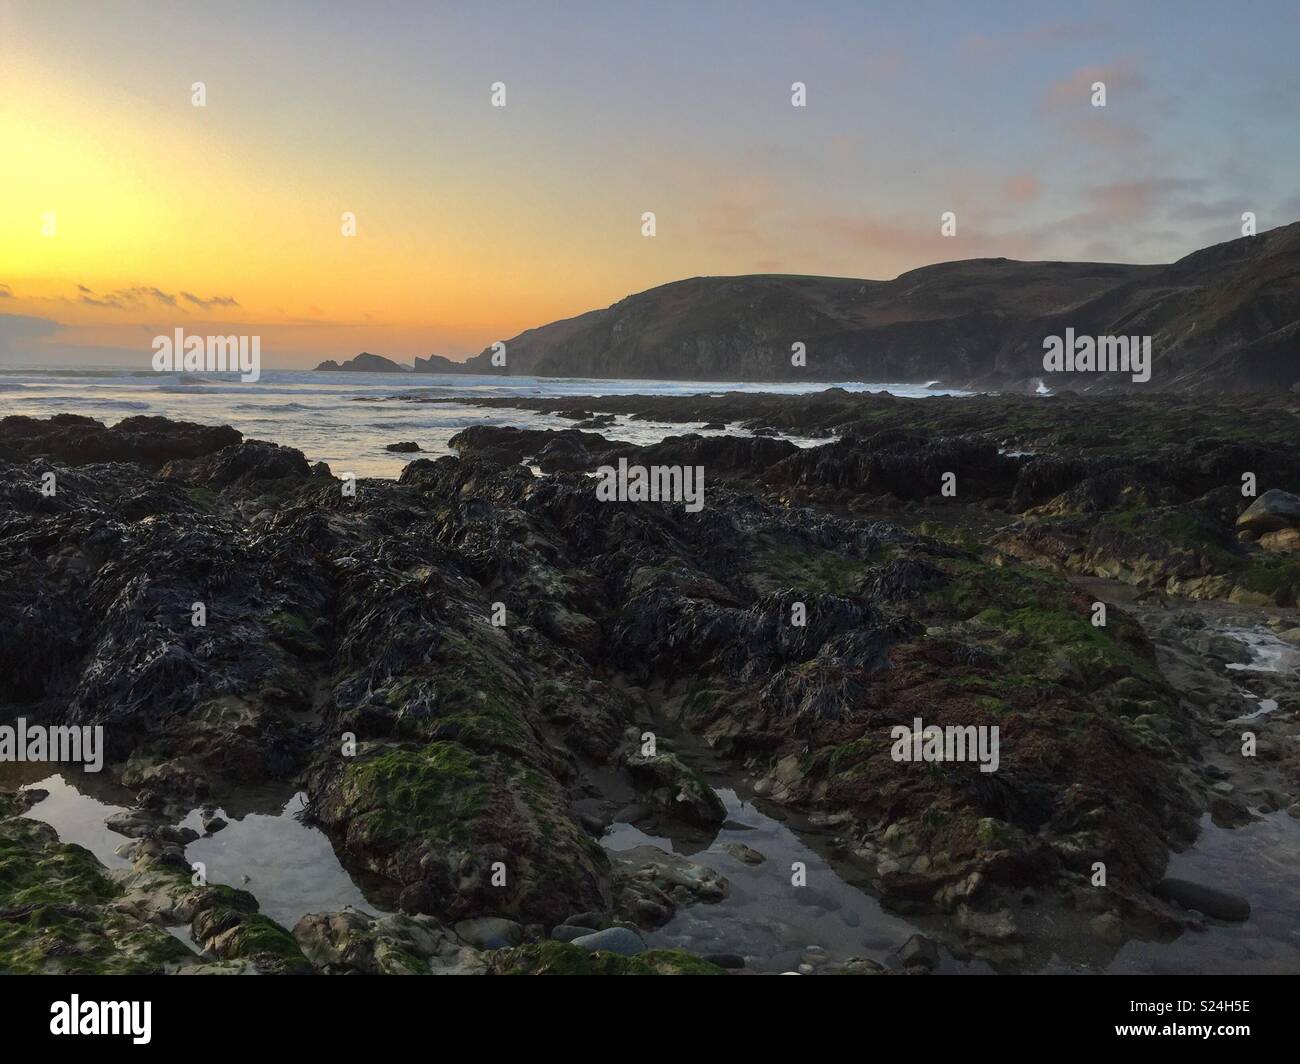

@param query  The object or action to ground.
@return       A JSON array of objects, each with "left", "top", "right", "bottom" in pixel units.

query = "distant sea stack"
[
  {"left": 314, "top": 352, "right": 408, "bottom": 372},
  {"left": 413, "top": 354, "right": 464, "bottom": 373},
  {"left": 315, "top": 352, "right": 467, "bottom": 373}
]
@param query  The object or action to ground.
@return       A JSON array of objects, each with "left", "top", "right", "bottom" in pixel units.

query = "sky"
[{"left": 2, "top": 0, "right": 1298, "bottom": 368}]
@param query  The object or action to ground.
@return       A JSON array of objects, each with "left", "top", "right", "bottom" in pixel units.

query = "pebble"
[{"left": 721, "top": 842, "right": 766, "bottom": 865}]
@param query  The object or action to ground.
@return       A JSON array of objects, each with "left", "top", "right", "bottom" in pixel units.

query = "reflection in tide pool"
[
  {"left": 7, "top": 773, "right": 1296, "bottom": 972},
  {"left": 1109, "top": 812, "right": 1300, "bottom": 975},
  {"left": 180, "top": 792, "right": 386, "bottom": 930},
  {"left": 6, "top": 771, "right": 386, "bottom": 933},
  {"left": 604, "top": 788, "right": 986, "bottom": 974},
  {"left": 7, "top": 771, "right": 134, "bottom": 870}
]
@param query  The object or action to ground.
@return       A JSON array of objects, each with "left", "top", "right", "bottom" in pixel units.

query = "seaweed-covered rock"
[{"left": 3, "top": 404, "right": 1296, "bottom": 973}]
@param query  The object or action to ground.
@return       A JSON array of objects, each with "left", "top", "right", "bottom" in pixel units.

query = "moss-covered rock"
[
  {"left": 622, "top": 750, "right": 726, "bottom": 827},
  {"left": 0, "top": 814, "right": 197, "bottom": 974},
  {"left": 309, "top": 739, "right": 611, "bottom": 925},
  {"left": 191, "top": 905, "right": 312, "bottom": 974}
]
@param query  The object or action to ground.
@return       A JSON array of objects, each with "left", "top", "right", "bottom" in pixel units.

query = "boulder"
[
  {"left": 453, "top": 916, "right": 524, "bottom": 950},
  {"left": 1259, "top": 527, "right": 1300, "bottom": 552},
  {"left": 622, "top": 751, "right": 726, "bottom": 827},
  {"left": 894, "top": 933, "right": 941, "bottom": 970},
  {"left": 1153, "top": 878, "right": 1251, "bottom": 921},
  {"left": 294, "top": 910, "right": 488, "bottom": 974},
  {"left": 1236, "top": 489, "right": 1300, "bottom": 534},
  {"left": 611, "top": 845, "right": 729, "bottom": 927}
]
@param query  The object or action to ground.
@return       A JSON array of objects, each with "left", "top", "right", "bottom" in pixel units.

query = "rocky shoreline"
[{"left": 1, "top": 399, "right": 1297, "bottom": 974}]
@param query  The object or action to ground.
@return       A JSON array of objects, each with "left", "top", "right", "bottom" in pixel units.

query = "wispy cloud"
[
  {"left": 77, "top": 285, "right": 178, "bottom": 309},
  {"left": 181, "top": 292, "right": 240, "bottom": 309},
  {"left": 72, "top": 285, "right": 237, "bottom": 311}
]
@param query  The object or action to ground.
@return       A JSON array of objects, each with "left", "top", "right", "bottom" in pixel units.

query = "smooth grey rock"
[
  {"left": 1154, "top": 878, "right": 1250, "bottom": 922},
  {"left": 551, "top": 925, "right": 598, "bottom": 942},
  {"left": 453, "top": 917, "right": 525, "bottom": 950},
  {"left": 570, "top": 926, "right": 646, "bottom": 957},
  {"left": 1237, "top": 489, "right": 1300, "bottom": 533}
]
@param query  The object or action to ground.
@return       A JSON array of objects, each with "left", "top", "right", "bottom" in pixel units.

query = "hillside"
[{"left": 456, "top": 223, "right": 1299, "bottom": 392}]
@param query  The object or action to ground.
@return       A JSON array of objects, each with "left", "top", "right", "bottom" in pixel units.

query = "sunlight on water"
[{"left": 0, "top": 368, "right": 969, "bottom": 478}]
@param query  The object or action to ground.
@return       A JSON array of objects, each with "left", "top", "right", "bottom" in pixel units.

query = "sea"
[{"left": 0, "top": 368, "right": 970, "bottom": 478}]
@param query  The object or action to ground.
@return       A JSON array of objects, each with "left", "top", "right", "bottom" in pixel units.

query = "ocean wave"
[{"left": 26, "top": 397, "right": 152, "bottom": 411}]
